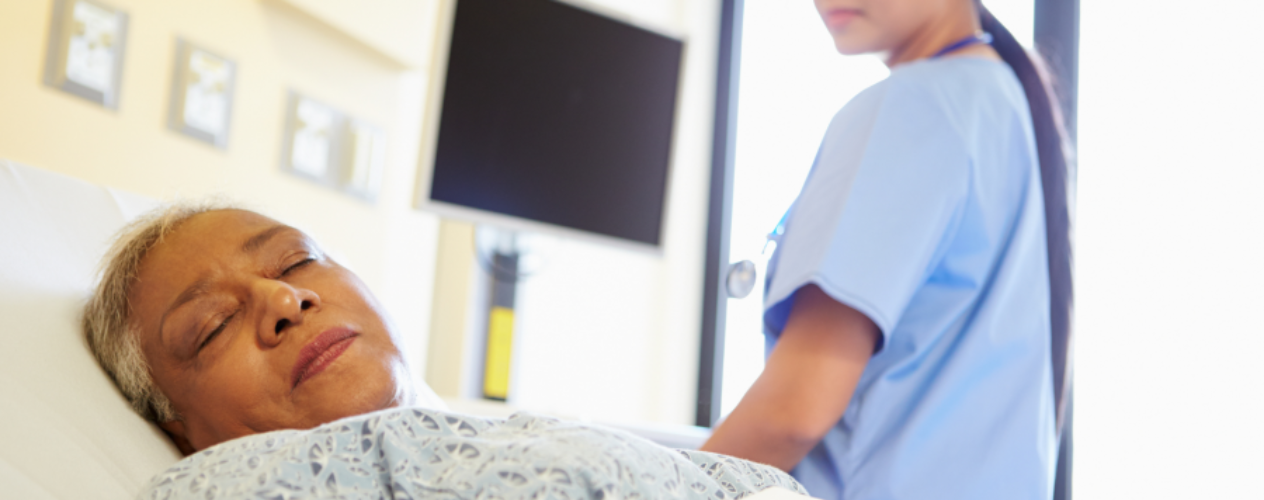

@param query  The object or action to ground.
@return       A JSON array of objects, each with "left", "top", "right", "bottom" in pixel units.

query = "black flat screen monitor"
[{"left": 428, "top": 0, "right": 683, "bottom": 247}]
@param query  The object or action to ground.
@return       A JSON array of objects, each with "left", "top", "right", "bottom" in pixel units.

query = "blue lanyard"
[
  {"left": 931, "top": 31, "right": 993, "bottom": 59},
  {"left": 763, "top": 207, "right": 792, "bottom": 255}
]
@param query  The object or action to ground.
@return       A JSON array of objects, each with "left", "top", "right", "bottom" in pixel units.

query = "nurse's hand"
[{"left": 700, "top": 284, "right": 878, "bottom": 472}]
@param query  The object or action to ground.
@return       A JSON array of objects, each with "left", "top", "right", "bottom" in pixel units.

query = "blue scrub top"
[{"left": 763, "top": 57, "right": 1057, "bottom": 500}]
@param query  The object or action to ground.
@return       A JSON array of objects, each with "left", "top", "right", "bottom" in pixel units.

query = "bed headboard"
[{"left": 0, "top": 160, "right": 181, "bottom": 499}]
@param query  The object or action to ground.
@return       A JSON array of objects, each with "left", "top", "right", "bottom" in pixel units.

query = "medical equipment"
[{"left": 419, "top": 0, "right": 684, "bottom": 250}]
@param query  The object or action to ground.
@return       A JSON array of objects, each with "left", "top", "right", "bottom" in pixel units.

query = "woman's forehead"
[
  {"left": 135, "top": 211, "right": 303, "bottom": 289},
  {"left": 162, "top": 210, "right": 302, "bottom": 252},
  {"left": 182, "top": 210, "right": 283, "bottom": 237}
]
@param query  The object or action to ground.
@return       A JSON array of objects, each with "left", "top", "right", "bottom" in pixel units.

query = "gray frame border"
[
  {"left": 167, "top": 38, "right": 237, "bottom": 149},
  {"left": 1034, "top": 1, "right": 1080, "bottom": 498},
  {"left": 43, "top": 0, "right": 129, "bottom": 110},
  {"left": 695, "top": 0, "right": 742, "bottom": 428},
  {"left": 339, "top": 119, "right": 387, "bottom": 203},
  {"left": 280, "top": 90, "right": 347, "bottom": 188}
]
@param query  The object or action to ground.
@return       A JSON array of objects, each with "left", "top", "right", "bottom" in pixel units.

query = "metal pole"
[{"left": 696, "top": 0, "right": 744, "bottom": 427}]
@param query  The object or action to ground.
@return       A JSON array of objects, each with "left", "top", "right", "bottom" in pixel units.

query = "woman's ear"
[{"left": 159, "top": 420, "right": 196, "bottom": 456}]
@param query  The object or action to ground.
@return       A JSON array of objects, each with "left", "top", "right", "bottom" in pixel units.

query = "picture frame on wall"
[
  {"left": 167, "top": 39, "right": 236, "bottom": 148},
  {"left": 43, "top": 0, "right": 129, "bottom": 109},
  {"left": 281, "top": 91, "right": 386, "bottom": 203},
  {"left": 341, "top": 120, "right": 386, "bottom": 202},
  {"left": 282, "top": 91, "right": 343, "bottom": 185}
]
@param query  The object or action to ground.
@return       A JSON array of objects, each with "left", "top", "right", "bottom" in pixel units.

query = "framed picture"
[
  {"left": 282, "top": 92, "right": 342, "bottom": 185},
  {"left": 168, "top": 39, "right": 236, "bottom": 148},
  {"left": 281, "top": 91, "right": 387, "bottom": 203},
  {"left": 341, "top": 120, "right": 386, "bottom": 201},
  {"left": 44, "top": 0, "right": 129, "bottom": 109}
]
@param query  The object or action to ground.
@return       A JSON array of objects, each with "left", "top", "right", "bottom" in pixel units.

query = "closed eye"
[
  {"left": 198, "top": 312, "right": 235, "bottom": 352},
  {"left": 282, "top": 257, "right": 315, "bottom": 277}
]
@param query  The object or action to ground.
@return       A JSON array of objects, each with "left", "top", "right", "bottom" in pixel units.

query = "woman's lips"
[
  {"left": 824, "top": 8, "right": 861, "bottom": 29},
  {"left": 291, "top": 328, "right": 359, "bottom": 389}
]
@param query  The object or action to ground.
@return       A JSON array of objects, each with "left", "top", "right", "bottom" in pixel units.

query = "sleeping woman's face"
[{"left": 128, "top": 210, "right": 412, "bottom": 453}]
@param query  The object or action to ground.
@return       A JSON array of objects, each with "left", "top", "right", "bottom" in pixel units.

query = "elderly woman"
[{"left": 84, "top": 203, "right": 805, "bottom": 499}]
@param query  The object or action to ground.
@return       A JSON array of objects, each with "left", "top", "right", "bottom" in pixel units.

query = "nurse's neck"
[{"left": 881, "top": 9, "right": 1000, "bottom": 68}]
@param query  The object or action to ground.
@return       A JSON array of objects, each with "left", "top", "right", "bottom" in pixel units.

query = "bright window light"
[{"left": 1074, "top": 1, "right": 1264, "bottom": 498}]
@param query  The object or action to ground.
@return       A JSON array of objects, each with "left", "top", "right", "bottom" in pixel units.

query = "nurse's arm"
[{"left": 700, "top": 284, "right": 878, "bottom": 472}]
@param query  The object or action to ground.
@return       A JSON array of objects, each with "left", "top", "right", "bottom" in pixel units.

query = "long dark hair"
[{"left": 977, "top": 4, "right": 1074, "bottom": 434}]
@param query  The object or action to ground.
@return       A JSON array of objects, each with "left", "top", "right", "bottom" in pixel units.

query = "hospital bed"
[{"left": 0, "top": 160, "right": 813, "bottom": 499}]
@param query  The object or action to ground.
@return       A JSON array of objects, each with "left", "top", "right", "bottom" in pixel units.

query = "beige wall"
[
  {"left": 273, "top": 0, "right": 434, "bottom": 67},
  {"left": 0, "top": 0, "right": 444, "bottom": 382}
]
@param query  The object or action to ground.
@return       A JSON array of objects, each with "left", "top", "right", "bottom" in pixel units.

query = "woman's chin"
[
  {"left": 295, "top": 367, "right": 401, "bottom": 422},
  {"left": 831, "top": 37, "right": 878, "bottom": 57}
]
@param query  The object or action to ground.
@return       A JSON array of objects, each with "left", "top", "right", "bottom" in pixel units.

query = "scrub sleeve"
[{"left": 764, "top": 76, "right": 972, "bottom": 345}]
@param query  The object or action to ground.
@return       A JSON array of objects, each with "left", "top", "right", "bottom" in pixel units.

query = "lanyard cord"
[
  {"left": 763, "top": 208, "right": 791, "bottom": 255},
  {"left": 931, "top": 31, "right": 993, "bottom": 59}
]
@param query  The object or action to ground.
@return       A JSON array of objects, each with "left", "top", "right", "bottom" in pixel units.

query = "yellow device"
[{"left": 483, "top": 306, "right": 514, "bottom": 400}]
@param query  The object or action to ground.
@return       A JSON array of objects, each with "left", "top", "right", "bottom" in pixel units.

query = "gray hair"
[{"left": 84, "top": 201, "right": 239, "bottom": 423}]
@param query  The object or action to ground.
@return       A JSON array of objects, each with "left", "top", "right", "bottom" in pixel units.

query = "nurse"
[{"left": 700, "top": 0, "right": 1072, "bottom": 499}]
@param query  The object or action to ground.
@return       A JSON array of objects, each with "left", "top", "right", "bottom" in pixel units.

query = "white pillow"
[{"left": 0, "top": 160, "right": 178, "bottom": 499}]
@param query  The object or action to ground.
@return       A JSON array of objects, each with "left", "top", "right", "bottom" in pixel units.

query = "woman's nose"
[{"left": 256, "top": 279, "right": 320, "bottom": 347}]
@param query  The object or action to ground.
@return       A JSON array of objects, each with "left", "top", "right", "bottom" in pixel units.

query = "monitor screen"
[{"left": 428, "top": 0, "right": 684, "bottom": 247}]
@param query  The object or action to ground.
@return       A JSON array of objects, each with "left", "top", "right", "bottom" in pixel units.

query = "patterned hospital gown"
[{"left": 139, "top": 407, "right": 806, "bottom": 500}]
